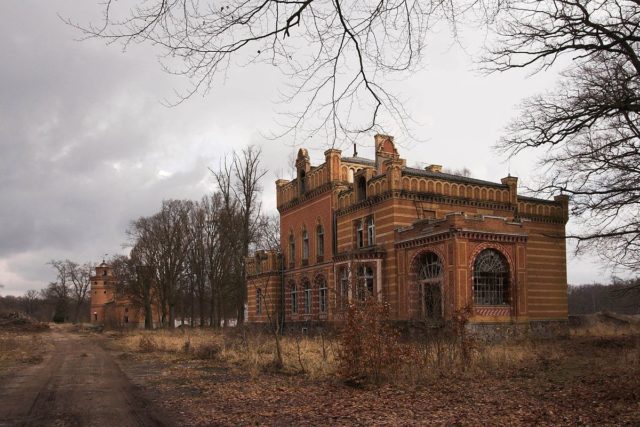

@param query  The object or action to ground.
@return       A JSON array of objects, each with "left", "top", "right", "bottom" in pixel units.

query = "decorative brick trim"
[{"left": 475, "top": 306, "right": 511, "bottom": 317}]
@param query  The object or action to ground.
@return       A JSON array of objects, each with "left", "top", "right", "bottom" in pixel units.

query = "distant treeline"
[
  {"left": 3, "top": 277, "right": 639, "bottom": 321},
  {"left": 568, "top": 278, "right": 640, "bottom": 315},
  {"left": 0, "top": 291, "right": 89, "bottom": 323}
]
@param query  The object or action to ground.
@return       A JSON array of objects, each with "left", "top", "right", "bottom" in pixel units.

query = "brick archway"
[
  {"left": 407, "top": 247, "right": 447, "bottom": 321},
  {"left": 468, "top": 243, "right": 516, "bottom": 317}
]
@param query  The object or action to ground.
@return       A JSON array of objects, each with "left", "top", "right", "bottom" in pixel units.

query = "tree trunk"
[{"left": 169, "top": 303, "right": 176, "bottom": 328}]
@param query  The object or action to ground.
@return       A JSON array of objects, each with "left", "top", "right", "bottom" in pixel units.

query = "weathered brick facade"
[{"left": 246, "top": 135, "right": 569, "bottom": 327}]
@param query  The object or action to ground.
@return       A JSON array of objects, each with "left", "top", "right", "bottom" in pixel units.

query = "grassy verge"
[{"left": 0, "top": 329, "right": 52, "bottom": 372}]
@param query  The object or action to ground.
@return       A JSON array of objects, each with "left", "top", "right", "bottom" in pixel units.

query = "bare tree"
[
  {"left": 256, "top": 214, "right": 281, "bottom": 252},
  {"left": 486, "top": 0, "right": 640, "bottom": 272},
  {"left": 68, "top": 261, "right": 94, "bottom": 323},
  {"left": 187, "top": 200, "right": 209, "bottom": 326},
  {"left": 48, "top": 260, "right": 94, "bottom": 323},
  {"left": 110, "top": 253, "right": 156, "bottom": 329},
  {"left": 69, "top": 0, "right": 504, "bottom": 144},
  {"left": 128, "top": 200, "right": 192, "bottom": 328},
  {"left": 48, "top": 260, "right": 72, "bottom": 322},
  {"left": 22, "top": 290, "right": 41, "bottom": 316},
  {"left": 210, "top": 147, "right": 266, "bottom": 324}
]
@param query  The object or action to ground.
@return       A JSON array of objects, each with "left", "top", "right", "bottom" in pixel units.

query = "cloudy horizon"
[{"left": 0, "top": 1, "right": 617, "bottom": 296}]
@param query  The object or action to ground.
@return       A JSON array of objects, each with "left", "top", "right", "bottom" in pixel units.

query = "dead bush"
[
  {"left": 337, "top": 297, "right": 405, "bottom": 386},
  {"left": 138, "top": 335, "right": 158, "bottom": 353},
  {"left": 194, "top": 342, "right": 222, "bottom": 360}
]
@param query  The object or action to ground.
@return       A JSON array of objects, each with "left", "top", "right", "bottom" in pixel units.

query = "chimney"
[{"left": 425, "top": 164, "right": 442, "bottom": 173}]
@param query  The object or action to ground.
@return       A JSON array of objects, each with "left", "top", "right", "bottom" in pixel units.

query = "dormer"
[{"left": 296, "top": 148, "right": 311, "bottom": 196}]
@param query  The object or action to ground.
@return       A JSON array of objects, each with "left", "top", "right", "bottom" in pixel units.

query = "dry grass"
[
  {"left": 0, "top": 330, "right": 51, "bottom": 371},
  {"left": 110, "top": 322, "right": 640, "bottom": 425},
  {"left": 571, "top": 314, "right": 640, "bottom": 337},
  {"left": 110, "top": 321, "right": 640, "bottom": 387},
  {"left": 113, "top": 328, "right": 338, "bottom": 379}
]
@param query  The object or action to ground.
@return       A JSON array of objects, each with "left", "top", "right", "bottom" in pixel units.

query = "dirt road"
[{"left": 0, "top": 328, "right": 170, "bottom": 427}]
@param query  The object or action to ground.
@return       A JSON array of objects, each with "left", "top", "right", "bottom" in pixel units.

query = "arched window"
[
  {"left": 356, "top": 176, "right": 367, "bottom": 201},
  {"left": 366, "top": 216, "right": 375, "bottom": 246},
  {"left": 288, "top": 233, "right": 295, "bottom": 267},
  {"left": 302, "top": 229, "right": 309, "bottom": 263},
  {"left": 316, "top": 224, "right": 324, "bottom": 259},
  {"left": 302, "top": 279, "right": 312, "bottom": 314},
  {"left": 290, "top": 282, "right": 298, "bottom": 314},
  {"left": 416, "top": 252, "right": 443, "bottom": 320},
  {"left": 356, "top": 265, "right": 374, "bottom": 300},
  {"left": 316, "top": 276, "right": 328, "bottom": 314},
  {"left": 473, "top": 249, "right": 509, "bottom": 305}
]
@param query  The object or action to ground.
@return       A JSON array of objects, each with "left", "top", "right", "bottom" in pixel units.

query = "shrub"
[
  {"left": 194, "top": 342, "right": 222, "bottom": 360},
  {"left": 138, "top": 335, "right": 158, "bottom": 353},
  {"left": 337, "top": 297, "right": 405, "bottom": 386}
]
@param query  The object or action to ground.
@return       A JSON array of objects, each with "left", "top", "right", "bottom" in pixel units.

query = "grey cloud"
[{"left": 0, "top": 1, "right": 614, "bottom": 294}]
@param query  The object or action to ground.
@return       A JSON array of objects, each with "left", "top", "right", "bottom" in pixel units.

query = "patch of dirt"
[{"left": 0, "top": 329, "right": 174, "bottom": 426}]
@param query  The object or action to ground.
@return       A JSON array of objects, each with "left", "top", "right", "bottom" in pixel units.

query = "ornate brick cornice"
[
  {"left": 395, "top": 229, "right": 527, "bottom": 250},
  {"left": 395, "top": 230, "right": 454, "bottom": 249},
  {"left": 516, "top": 214, "right": 566, "bottom": 225},
  {"left": 277, "top": 182, "right": 340, "bottom": 212},
  {"left": 336, "top": 190, "right": 513, "bottom": 216}
]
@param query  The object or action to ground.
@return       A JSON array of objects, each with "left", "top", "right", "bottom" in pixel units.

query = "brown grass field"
[
  {"left": 103, "top": 317, "right": 640, "bottom": 426},
  {"left": 1, "top": 314, "right": 638, "bottom": 425}
]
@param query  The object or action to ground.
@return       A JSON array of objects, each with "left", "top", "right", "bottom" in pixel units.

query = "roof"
[
  {"left": 341, "top": 156, "right": 375, "bottom": 166},
  {"left": 402, "top": 167, "right": 508, "bottom": 188},
  {"left": 340, "top": 155, "right": 508, "bottom": 188}
]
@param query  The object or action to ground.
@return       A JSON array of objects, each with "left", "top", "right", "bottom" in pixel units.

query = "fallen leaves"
[{"left": 114, "top": 334, "right": 640, "bottom": 426}]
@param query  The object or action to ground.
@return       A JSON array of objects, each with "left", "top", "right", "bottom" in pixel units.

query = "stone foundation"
[{"left": 467, "top": 320, "right": 569, "bottom": 342}]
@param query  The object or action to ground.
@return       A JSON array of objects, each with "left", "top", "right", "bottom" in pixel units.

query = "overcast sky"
[{"left": 0, "top": 1, "right": 615, "bottom": 295}]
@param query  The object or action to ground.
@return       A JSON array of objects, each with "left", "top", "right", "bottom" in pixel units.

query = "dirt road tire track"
[{"left": 0, "top": 329, "right": 172, "bottom": 427}]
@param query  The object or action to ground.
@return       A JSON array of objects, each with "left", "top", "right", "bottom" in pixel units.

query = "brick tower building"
[
  {"left": 90, "top": 261, "right": 146, "bottom": 328},
  {"left": 246, "top": 135, "right": 569, "bottom": 331}
]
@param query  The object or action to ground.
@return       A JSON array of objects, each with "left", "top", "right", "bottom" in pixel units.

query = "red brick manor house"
[{"left": 245, "top": 135, "right": 569, "bottom": 330}]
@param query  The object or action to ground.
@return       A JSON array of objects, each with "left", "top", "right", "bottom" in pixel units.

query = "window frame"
[
  {"left": 302, "top": 228, "right": 309, "bottom": 264},
  {"left": 472, "top": 249, "right": 510, "bottom": 306},
  {"left": 340, "top": 267, "right": 350, "bottom": 309},
  {"left": 291, "top": 283, "right": 298, "bottom": 314},
  {"left": 303, "top": 279, "right": 312, "bottom": 314},
  {"left": 355, "top": 220, "right": 364, "bottom": 248},
  {"left": 416, "top": 251, "right": 444, "bottom": 320},
  {"left": 256, "top": 288, "right": 263, "bottom": 315},
  {"left": 317, "top": 277, "right": 328, "bottom": 314},
  {"left": 366, "top": 216, "right": 375, "bottom": 246},
  {"left": 356, "top": 265, "right": 374, "bottom": 300},
  {"left": 316, "top": 224, "right": 324, "bottom": 260},
  {"left": 288, "top": 233, "right": 295, "bottom": 267}
]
